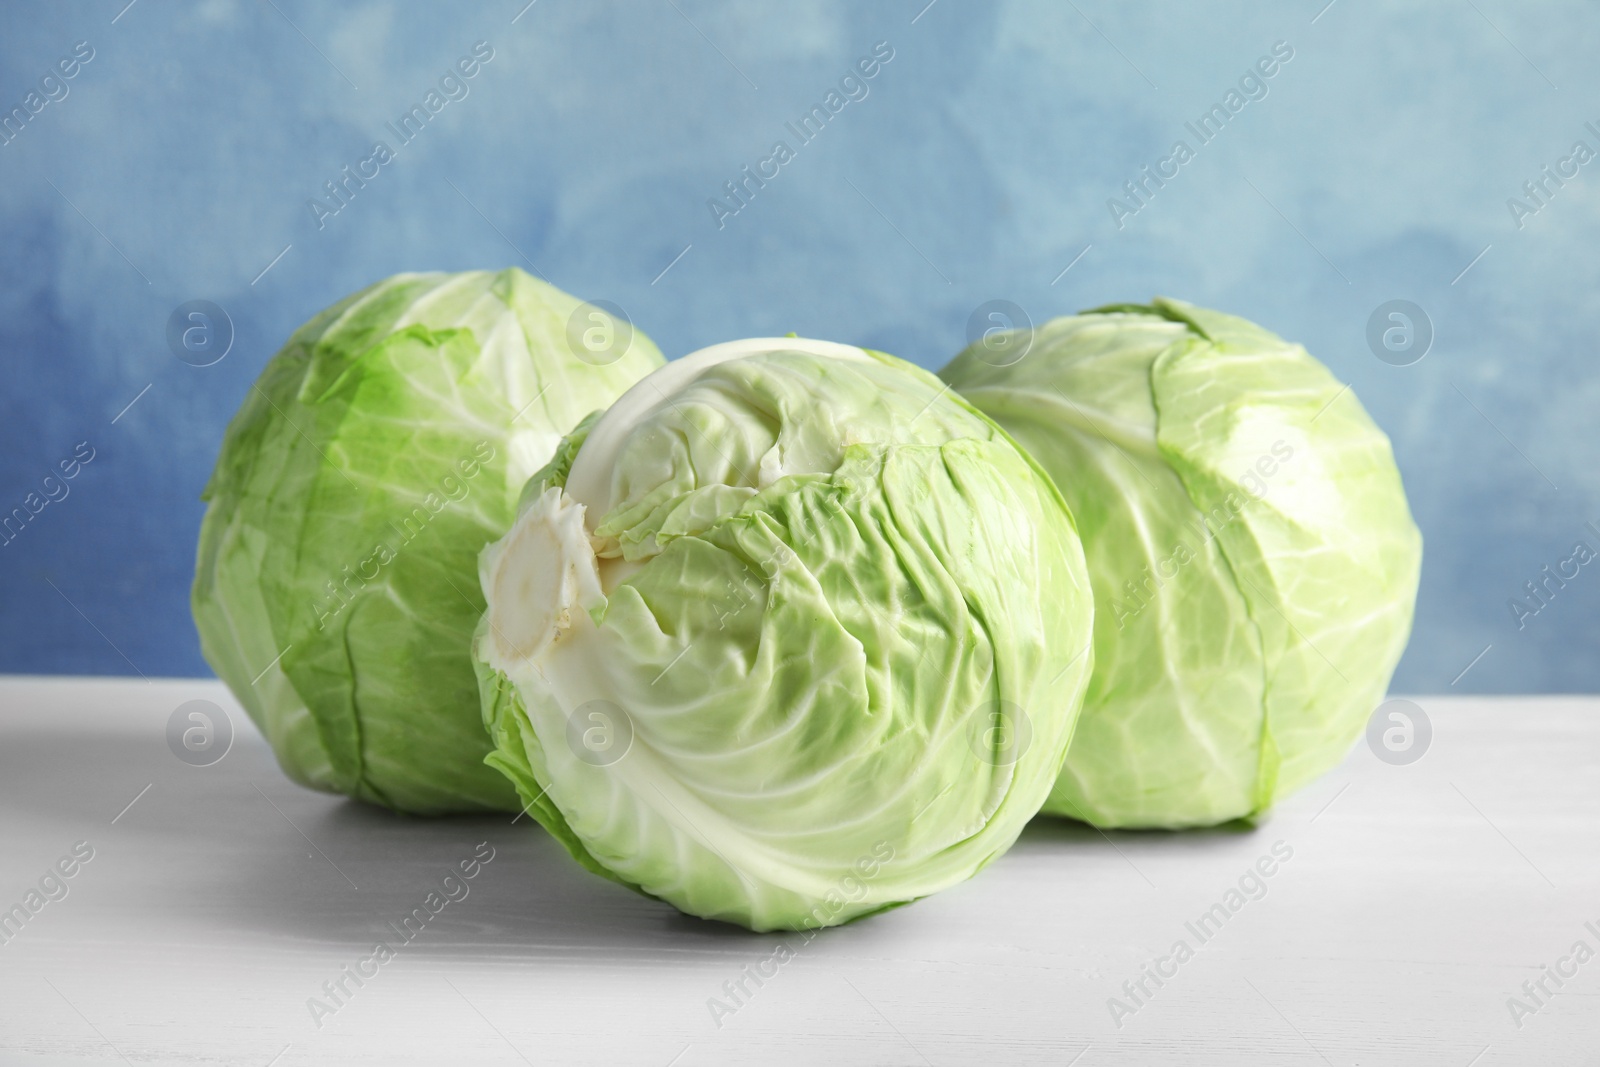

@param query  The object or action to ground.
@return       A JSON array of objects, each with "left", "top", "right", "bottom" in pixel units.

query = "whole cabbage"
[
  {"left": 475, "top": 337, "right": 1093, "bottom": 930},
  {"left": 193, "top": 268, "right": 663, "bottom": 814},
  {"left": 941, "top": 299, "right": 1421, "bottom": 828}
]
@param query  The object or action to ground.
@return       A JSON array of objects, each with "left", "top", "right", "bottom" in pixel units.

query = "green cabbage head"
[
  {"left": 192, "top": 268, "right": 663, "bottom": 814},
  {"left": 474, "top": 337, "right": 1093, "bottom": 930},
  {"left": 940, "top": 299, "right": 1421, "bottom": 828}
]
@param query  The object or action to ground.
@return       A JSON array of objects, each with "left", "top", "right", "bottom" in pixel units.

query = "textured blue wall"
[{"left": 1, "top": 0, "right": 1594, "bottom": 692}]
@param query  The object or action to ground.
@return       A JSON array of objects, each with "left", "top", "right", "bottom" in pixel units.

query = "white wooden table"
[{"left": 0, "top": 677, "right": 1593, "bottom": 1065}]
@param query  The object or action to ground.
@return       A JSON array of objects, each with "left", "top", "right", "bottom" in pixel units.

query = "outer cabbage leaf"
[
  {"left": 192, "top": 268, "right": 663, "bottom": 814},
  {"left": 940, "top": 299, "right": 1421, "bottom": 828}
]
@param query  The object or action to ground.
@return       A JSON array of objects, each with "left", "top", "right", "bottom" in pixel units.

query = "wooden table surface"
[{"left": 0, "top": 676, "right": 1594, "bottom": 1066}]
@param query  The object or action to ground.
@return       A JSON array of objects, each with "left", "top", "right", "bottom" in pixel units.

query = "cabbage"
[
  {"left": 192, "top": 269, "right": 663, "bottom": 814},
  {"left": 940, "top": 299, "right": 1421, "bottom": 828},
  {"left": 474, "top": 337, "right": 1093, "bottom": 930}
]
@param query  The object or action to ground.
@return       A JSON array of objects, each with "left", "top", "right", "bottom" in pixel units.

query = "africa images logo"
[{"left": 306, "top": 42, "right": 495, "bottom": 230}]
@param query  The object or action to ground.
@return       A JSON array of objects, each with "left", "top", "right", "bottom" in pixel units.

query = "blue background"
[{"left": 1, "top": 0, "right": 1594, "bottom": 692}]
